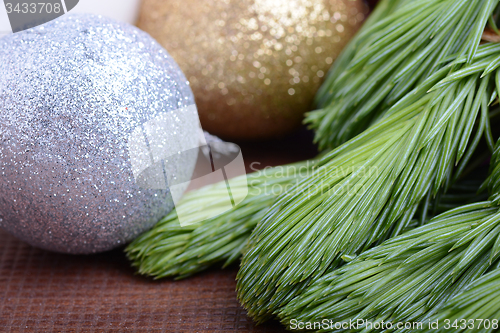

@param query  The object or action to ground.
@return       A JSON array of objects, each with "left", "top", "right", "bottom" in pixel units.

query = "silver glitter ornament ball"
[{"left": 0, "top": 14, "right": 200, "bottom": 254}]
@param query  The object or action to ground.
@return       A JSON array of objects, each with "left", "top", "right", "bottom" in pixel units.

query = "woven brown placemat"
[{"left": 0, "top": 228, "right": 287, "bottom": 332}]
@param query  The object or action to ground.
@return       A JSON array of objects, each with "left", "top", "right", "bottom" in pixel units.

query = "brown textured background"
[{"left": 0, "top": 129, "right": 317, "bottom": 333}]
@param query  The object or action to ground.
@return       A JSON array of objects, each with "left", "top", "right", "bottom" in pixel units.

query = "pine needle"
[
  {"left": 314, "top": 0, "right": 412, "bottom": 107},
  {"left": 421, "top": 268, "right": 500, "bottom": 332},
  {"left": 279, "top": 201, "right": 499, "bottom": 331},
  {"left": 279, "top": 139, "right": 500, "bottom": 332},
  {"left": 236, "top": 45, "right": 500, "bottom": 323},
  {"left": 309, "top": 0, "right": 498, "bottom": 151}
]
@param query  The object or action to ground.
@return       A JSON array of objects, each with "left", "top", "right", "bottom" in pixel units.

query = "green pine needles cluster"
[
  {"left": 280, "top": 139, "right": 500, "bottom": 332},
  {"left": 126, "top": 0, "right": 500, "bottom": 331},
  {"left": 309, "top": 0, "right": 497, "bottom": 150},
  {"left": 422, "top": 268, "right": 500, "bottom": 332},
  {"left": 236, "top": 43, "right": 500, "bottom": 323},
  {"left": 126, "top": 160, "right": 317, "bottom": 279}
]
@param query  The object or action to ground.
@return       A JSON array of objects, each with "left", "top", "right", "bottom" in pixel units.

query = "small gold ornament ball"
[{"left": 138, "top": 0, "right": 368, "bottom": 140}]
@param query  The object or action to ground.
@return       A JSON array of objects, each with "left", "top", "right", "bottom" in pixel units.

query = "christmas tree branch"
[
  {"left": 280, "top": 139, "right": 500, "bottom": 331},
  {"left": 236, "top": 43, "right": 500, "bottom": 323},
  {"left": 309, "top": 0, "right": 498, "bottom": 151}
]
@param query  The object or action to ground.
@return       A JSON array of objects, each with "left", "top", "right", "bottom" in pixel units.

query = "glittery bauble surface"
[
  {"left": 137, "top": 0, "right": 368, "bottom": 140},
  {"left": 0, "top": 14, "right": 200, "bottom": 254}
]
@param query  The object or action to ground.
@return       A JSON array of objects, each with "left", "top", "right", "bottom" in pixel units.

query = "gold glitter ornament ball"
[{"left": 137, "top": 0, "right": 368, "bottom": 140}]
